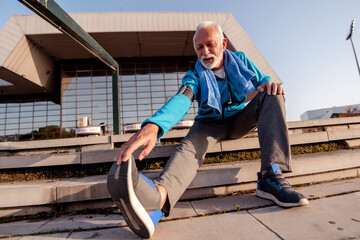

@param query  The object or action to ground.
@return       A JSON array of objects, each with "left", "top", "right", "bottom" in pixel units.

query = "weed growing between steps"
[
  {"left": 0, "top": 163, "right": 113, "bottom": 183},
  {"left": 0, "top": 141, "right": 357, "bottom": 183},
  {"left": 202, "top": 141, "right": 354, "bottom": 164}
]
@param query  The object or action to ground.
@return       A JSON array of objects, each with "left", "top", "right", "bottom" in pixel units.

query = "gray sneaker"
[
  {"left": 107, "top": 155, "right": 164, "bottom": 238},
  {"left": 256, "top": 164, "right": 309, "bottom": 207}
]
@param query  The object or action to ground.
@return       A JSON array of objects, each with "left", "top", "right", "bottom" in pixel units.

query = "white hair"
[{"left": 193, "top": 21, "right": 224, "bottom": 49}]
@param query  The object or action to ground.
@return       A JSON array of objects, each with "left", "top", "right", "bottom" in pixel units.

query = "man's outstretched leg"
[
  {"left": 107, "top": 155, "right": 166, "bottom": 238},
  {"left": 107, "top": 119, "right": 226, "bottom": 238}
]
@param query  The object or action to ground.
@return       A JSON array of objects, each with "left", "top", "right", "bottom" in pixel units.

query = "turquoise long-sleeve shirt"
[{"left": 142, "top": 51, "right": 272, "bottom": 138}]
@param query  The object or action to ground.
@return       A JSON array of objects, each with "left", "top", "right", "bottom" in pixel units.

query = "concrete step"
[{"left": 0, "top": 149, "right": 359, "bottom": 218}]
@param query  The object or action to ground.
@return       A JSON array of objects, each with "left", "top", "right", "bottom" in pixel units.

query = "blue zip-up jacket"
[{"left": 142, "top": 51, "right": 272, "bottom": 138}]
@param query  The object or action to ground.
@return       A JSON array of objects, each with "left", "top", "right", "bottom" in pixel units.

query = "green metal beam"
[
  {"left": 18, "top": 0, "right": 121, "bottom": 134},
  {"left": 18, "top": 0, "right": 118, "bottom": 70},
  {"left": 112, "top": 69, "right": 120, "bottom": 134}
]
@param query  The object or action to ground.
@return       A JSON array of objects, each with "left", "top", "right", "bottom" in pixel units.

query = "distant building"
[
  {"left": 0, "top": 12, "right": 281, "bottom": 140},
  {"left": 300, "top": 104, "right": 360, "bottom": 120}
]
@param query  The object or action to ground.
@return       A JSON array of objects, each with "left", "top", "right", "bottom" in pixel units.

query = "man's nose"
[{"left": 202, "top": 46, "right": 210, "bottom": 56}]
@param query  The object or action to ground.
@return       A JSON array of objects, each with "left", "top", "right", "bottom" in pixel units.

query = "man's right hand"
[{"left": 114, "top": 123, "right": 160, "bottom": 165}]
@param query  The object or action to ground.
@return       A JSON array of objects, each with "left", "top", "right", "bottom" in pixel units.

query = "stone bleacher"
[{"left": 0, "top": 117, "right": 359, "bottom": 218}]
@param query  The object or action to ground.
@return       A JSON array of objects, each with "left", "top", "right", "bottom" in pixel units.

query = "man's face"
[{"left": 194, "top": 26, "right": 227, "bottom": 70}]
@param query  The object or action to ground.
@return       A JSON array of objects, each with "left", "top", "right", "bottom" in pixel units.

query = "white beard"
[{"left": 200, "top": 53, "right": 222, "bottom": 70}]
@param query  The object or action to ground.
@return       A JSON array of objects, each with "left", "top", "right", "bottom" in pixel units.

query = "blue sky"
[{"left": 1, "top": 0, "right": 360, "bottom": 121}]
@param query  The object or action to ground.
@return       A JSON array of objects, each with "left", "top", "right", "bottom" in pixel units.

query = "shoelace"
[{"left": 269, "top": 173, "right": 292, "bottom": 189}]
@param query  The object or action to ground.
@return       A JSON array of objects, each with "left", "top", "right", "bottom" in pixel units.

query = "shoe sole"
[
  {"left": 256, "top": 189, "right": 309, "bottom": 208},
  {"left": 108, "top": 158, "right": 155, "bottom": 238}
]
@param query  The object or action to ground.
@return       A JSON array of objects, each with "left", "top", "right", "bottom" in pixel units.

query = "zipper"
[
  {"left": 225, "top": 75, "right": 232, "bottom": 105},
  {"left": 222, "top": 74, "right": 233, "bottom": 120},
  {"left": 222, "top": 103, "right": 225, "bottom": 119}
]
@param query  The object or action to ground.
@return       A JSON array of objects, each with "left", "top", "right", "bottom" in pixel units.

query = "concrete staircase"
[{"left": 0, "top": 117, "right": 360, "bottom": 218}]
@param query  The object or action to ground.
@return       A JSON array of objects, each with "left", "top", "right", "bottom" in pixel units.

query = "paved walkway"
[{"left": 0, "top": 178, "right": 359, "bottom": 240}]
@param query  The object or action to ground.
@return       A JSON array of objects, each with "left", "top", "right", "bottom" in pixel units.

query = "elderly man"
[{"left": 107, "top": 21, "right": 308, "bottom": 238}]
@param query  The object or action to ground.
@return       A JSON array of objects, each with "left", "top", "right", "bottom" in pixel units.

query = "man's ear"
[{"left": 222, "top": 38, "right": 228, "bottom": 49}]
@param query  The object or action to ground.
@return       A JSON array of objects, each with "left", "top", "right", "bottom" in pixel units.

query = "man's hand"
[
  {"left": 257, "top": 81, "right": 285, "bottom": 96},
  {"left": 114, "top": 123, "right": 159, "bottom": 165}
]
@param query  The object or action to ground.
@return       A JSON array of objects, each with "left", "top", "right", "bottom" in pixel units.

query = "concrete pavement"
[{"left": 0, "top": 177, "right": 359, "bottom": 240}]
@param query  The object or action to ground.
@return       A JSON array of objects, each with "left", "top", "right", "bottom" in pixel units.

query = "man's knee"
[{"left": 258, "top": 91, "right": 285, "bottom": 103}]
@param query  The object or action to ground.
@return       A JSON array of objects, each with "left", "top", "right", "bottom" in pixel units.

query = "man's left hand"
[{"left": 257, "top": 81, "right": 285, "bottom": 96}]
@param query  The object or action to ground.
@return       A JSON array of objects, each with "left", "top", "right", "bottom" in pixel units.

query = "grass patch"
[
  {"left": 204, "top": 150, "right": 261, "bottom": 164},
  {"left": 0, "top": 163, "right": 113, "bottom": 183},
  {"left": 291, "top": 141, "right": 350, "bottom": 155}
]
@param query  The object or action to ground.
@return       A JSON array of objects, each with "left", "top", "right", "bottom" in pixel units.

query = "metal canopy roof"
[
  {"left": 26, "top": 31, "right": 201, "bottom": 60},
  {"left": 0, "top": 12, "right": 281, "bottom": 102}
]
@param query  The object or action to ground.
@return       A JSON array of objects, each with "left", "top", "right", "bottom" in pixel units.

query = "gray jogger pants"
[{"left": 152, "top": 92, "right": 291, "bottom": 215}]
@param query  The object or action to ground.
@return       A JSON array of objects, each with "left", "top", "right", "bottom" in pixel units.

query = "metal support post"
[
  {"left": 112, "top": 69, "right": 120, "bottom": 134},
  {"left": 346, "top": 19, "right": 360, "bottom": 79},
  {"left": 349, "top": 37, "right": 360, "bottom": 77}
]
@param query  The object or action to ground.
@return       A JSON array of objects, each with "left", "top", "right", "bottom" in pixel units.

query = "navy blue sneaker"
[
  {"left": 107, "top": 155, "right": 164, "bottom": 238},
  {"left": 256, "top": 164, "right": 309, "bottom": 207}
]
